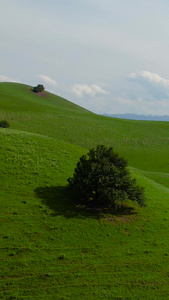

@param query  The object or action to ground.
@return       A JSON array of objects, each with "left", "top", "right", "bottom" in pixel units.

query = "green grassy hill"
[
  {"left": 1, "top": 83, "right": 169, "bottom": 299},
  {"left": 1, "top": 82, "right": 169, "bottom": 174}
]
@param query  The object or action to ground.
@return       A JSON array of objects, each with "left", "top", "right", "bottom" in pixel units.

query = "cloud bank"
[
  {"left": 0, "top": 75, "right": 20, "bottom": 83},
  {"left": 128, "top": 71, "right": 169, "bottom": 87},
  {"left": 69, "top": 72, "right": 169, "bottom": 115},
  {"left": 128, "top": 71, "right": 169, "bottom": 100},
  {"left": 71, "top": 83, "right": 110, "bottom": 97},
  {"left": 38, "top": 75, "right": 57, "bottom": 87}
]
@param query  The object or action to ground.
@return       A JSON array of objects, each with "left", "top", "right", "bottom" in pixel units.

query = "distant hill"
[
  {"left": 103, "top": 113, "right": 169, "bottom": 121},
  {"left": 2, "top": 82, "right": 169, "bottom": 172}
]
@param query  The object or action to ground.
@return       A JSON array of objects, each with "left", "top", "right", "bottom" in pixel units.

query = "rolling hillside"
[
  {"left": 1, "top": 83, "right": 169, "bottom": 299},
  {"left": 1, "top": 83, "right": 169, "bottom": 174}
]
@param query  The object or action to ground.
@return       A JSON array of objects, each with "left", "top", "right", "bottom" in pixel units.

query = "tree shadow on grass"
[
  {"left": 34, "top": 186, "right": 136, "bottom": 219},
  {"left": 34, "top": 186, "right": 100, "bottom": 219}
]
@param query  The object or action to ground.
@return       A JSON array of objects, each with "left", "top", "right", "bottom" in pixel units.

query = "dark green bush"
[
  {"left": 33, "top": 84, "right": 45, "bottom": 93},
  {"left": 68, "top": 145, "right": 145, "bottom": 209},
  {"left": 0, "top": 120, "right": 10, "bottom": 128}
]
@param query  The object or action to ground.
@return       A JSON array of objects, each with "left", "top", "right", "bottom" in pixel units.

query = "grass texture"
[{"left": 1, "top": 83, "right": 169, "bottom": 299}]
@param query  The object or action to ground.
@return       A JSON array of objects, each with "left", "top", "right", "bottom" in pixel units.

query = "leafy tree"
[
  {"left": 68, "top": 145, "right": 145, "bottom": 209},
  {"left": 0, "top": 120, "right": 9, "bottom": 128},
  {"left": 33, "top": 84, "right": 45, "bottom": 93}
]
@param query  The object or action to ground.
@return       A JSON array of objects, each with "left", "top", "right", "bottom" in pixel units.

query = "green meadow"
[{"left": 1, "top": 82, "right": 169, "bottom": 299}]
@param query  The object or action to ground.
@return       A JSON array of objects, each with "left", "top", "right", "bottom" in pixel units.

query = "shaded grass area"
[{"left": 34, "top": 185, "right": 136, "bottom": 220}]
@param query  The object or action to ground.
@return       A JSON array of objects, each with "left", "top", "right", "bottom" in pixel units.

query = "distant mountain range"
[{"left": 102, "top": 113, "right": 169, "bottom": 121}]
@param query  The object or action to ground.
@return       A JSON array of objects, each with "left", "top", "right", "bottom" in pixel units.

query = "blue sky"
[{"left": 1, "top": 0, "right": 169, "bottom": 115}]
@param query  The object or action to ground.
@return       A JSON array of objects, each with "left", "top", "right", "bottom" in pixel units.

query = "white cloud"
[
  {"left": 128, "top": 71, "right": 169, "bottom": 87},
  {"left": 38, "top": 75, "right": 57, "bottom": 87},
  {"left": 0, "top": 75, "right": 20, "bottom": 83},
  {"left": 71, "top": 83, "right": 110, "bottom": 97},
  {"left": 127, "top": 71, "right": 169, "bottom": 100}
]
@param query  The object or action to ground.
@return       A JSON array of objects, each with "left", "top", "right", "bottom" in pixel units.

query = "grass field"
[{"left": 1, "top": 83, "right": 169, "bottom": 299}]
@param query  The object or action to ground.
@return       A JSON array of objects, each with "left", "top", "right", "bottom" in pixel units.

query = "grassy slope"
[
  {"left": 1, "top": 83, "right": 169, "bottom": 173},
  {"left": 1, "top": 83, "right": 169, "bottom": 298}
]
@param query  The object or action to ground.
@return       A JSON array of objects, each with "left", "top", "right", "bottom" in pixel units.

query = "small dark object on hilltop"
[
  {"left": 68, "top": 145, "right": 145, "bottom": 210},
  {"left": 0, "top": 120, "right": 10, "bottom": 128},
  {"left": 33, "top": 84, "right": 45, "bottom": 93}
]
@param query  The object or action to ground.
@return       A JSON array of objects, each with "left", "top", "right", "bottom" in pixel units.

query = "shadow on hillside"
[
  {"left": 31, "top": 88, "right": 48, "bottom": 97},
  {"left": 34, "top": 186, "right": 136, "bottom": 219},
  {"left": 35, "top": 186, "right": 100, "bottom": 219}
]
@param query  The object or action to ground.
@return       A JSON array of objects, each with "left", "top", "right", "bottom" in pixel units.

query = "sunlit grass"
[{"left": 1, "top": 83, "right": 169, "bottom": 298}]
